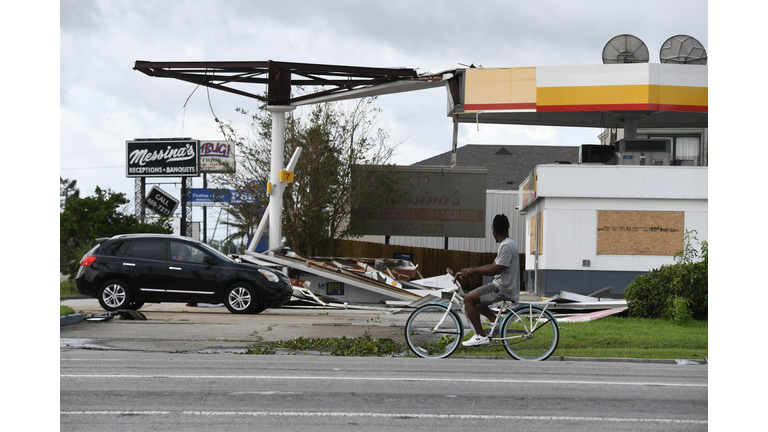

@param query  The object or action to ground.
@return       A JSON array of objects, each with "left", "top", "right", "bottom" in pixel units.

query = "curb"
[
  {"left": 451, "top": 355, "right": 704, "bottom": 364},
  {"left": 60, "top": 313, "right": 84, "bottom": 326}
]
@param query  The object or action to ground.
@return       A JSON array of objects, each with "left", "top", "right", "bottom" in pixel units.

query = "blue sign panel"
[
  {"left": 230, "top": 190, "right": 258, "bottom": 205},
  {"left": 188, "top": 189, "right": 231, "bottom": 206},
  {"left": 326, "top": 282, "right": 345, "bottom": 296}
]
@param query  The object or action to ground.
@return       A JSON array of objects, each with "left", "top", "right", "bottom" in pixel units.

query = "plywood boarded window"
[
  {"left": 597, "top": 211, "right": 684, "bottom": 256},
  {"left": 528, "top": 211, "right": 543, "bottom": 255}
]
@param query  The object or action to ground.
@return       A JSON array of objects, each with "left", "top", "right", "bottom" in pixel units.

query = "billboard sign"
[
  {"left": 145, "top": 186, "right": 179, "bottom": 217},
  {"left": 126, "top": 139, "right": 200, "bottom": 177},
  {"left": 200, "top": 140, "right": 236, "bottom": 173},
  {"left": 355, "top": 166, "right": 488, "bottom": 238}
]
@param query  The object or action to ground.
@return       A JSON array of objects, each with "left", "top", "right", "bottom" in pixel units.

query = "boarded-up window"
[
  {"left": 597, "top": 211, "right": 684, "bottom": 256},
  {"left": 528, "top": 212, "right": 543, "bottom": 255}
]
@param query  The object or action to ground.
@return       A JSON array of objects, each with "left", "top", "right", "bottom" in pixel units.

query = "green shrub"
[{"left": 625, "top": 230, "right": 707, "bottom": 321}]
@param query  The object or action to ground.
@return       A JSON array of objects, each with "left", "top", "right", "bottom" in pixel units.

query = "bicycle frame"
[{"left": 429, "top": 283, "right": 554, "bottom": 342}]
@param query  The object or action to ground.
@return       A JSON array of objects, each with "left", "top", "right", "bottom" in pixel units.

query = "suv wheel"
[
  {"left": 98, "top": 280, "right": 133, "bottom": 311},
  {"left": 225, "top": 283, "right": 259, "bottom": 314}
]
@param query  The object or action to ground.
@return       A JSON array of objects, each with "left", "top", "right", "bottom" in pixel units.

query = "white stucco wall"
[{"left": 521, "top": 165, "right": 708, "bottom": 273}]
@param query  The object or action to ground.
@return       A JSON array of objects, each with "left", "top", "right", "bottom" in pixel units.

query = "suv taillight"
[{"left": 80, "top": 256, "right": 97, "bottom": 266}]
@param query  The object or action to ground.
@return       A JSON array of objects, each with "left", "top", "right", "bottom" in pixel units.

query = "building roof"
[{"left": 412, "top": 144, "right": 580, "bottom": 190}]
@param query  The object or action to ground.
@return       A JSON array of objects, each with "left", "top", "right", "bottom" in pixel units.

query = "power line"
[{"left": 60, "top": 165, "right": 124, "bottom": 170}]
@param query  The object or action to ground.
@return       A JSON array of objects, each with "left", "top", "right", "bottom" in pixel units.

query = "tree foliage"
[
  {"left": 60, "top": 177, "right": 80, "bottom": 210},
  {"left": 217, "top": 97, "right": 405, "bottom": 256},
  {"left": 59, "top": 186, "right": 172, "bottom": 276}
]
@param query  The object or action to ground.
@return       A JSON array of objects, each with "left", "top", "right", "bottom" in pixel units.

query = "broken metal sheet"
[
  {"left": 403, "top": 294, "right": 450, "bottom": 309},
  {"left": 246, "top": 250, "right": 421, "bottom": 302},
  {"left": 117, "top": 310, "right": 147, "bottom": 320},
  {"left": 410, "top": 273, "right": 457, "bottom": 291},
  {"left": 84, "top": 312, "right": 115, "bottom": 322},
  {"left": 586, "top": 286, "right": 612, "bottom": 298},
  {"left": 542, "top": 290, "right": 627, "bottom": 311},
  {"left": 555, "top": 306, "right": 628, "bottom": 323},
  {"left": 83, "top": 310, "right": 148, "bottom": 321},
  {"left": 311, "top": 256, "right": 418, "bottom": 281}
]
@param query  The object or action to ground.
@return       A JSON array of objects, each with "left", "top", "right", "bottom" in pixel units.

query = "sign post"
[{"left": 199, "top": 140, "right": 235, "bottom": 242}]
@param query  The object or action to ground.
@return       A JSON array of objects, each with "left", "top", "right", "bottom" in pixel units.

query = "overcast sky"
[{"left": 54, "top": 0, "right": 711, "bottom": 240}]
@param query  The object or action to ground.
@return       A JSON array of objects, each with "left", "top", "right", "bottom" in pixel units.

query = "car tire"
[
  {"left": 225, "top": 283, "right": 259, "bottom": 314},
  {"left": 98, "top": 280, "right": 133, "bottom": 312},
  {"left": 251, "top": 306, "right": 268, "bottom": 315}
]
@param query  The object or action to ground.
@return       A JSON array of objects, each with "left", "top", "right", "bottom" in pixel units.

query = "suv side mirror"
[{"left": 203, "top": 255, "right": 218, "bottom": 266}]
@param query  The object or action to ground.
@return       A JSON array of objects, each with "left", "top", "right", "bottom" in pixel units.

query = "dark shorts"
[{"left": 476, "top": 283, "right": 514, "bottom": 306}]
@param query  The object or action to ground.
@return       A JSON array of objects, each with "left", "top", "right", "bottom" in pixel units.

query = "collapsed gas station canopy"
[
  {"left": 134, "top": 60, "right": 707, "bottom": 130},
  {"left": 133, "top": 60, "right": 447, "bottom": 106}
]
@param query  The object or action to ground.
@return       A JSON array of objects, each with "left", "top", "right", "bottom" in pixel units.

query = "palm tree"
[{"left": 220, "top": 201, "right": 263, "bottom": 253}]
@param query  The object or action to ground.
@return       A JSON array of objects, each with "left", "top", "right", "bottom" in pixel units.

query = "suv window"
[
  {"left": 101, "top": 240, "right": 132, "bottom": 256},
  {"left": 127, "top": 239, "right": 167, "bottom": 260},
  {"left": 170, "top": 241, "right": 208, "bottom": 264}
]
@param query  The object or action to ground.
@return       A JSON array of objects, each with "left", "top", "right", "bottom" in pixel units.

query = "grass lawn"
[
  {"left": 456, "top": 316, "right": 707, "bottom": 360},
  {"left": 60, "top": 279, "right": 80, "bottom": 297},
  {"left": 246, "top": 315, "right": 707, "bottom": 359},
  {"left": 60, "top": 305, "right": 76, "bottom": 316}
]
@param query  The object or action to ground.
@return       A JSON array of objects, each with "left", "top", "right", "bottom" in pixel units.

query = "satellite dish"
[
  {"left": 660, "top": 35, "right": 707, "bottom": 64},
  {"left": 602, "top": 34, "right": 650, "bottom": 64}
]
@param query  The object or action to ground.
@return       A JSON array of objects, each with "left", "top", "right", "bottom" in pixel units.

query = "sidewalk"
[{"left": 60, "top": 298, "right": 412, "bottom": 353}]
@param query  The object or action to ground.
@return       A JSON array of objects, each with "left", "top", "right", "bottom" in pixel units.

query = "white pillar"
[{"left": 266, "top": 105, "right": 295, "bottom": 252}]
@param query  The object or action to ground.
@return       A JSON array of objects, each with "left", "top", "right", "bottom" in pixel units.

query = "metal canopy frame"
[{"left": 133, "top": 60, "right": 428, "bottom": 106}]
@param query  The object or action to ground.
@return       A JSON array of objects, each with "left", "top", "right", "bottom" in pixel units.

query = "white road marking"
[
  {"left": 59, "top": 374, "right": 707, "bottom": 388},
  {"left": 59, "top": 410, "right": 708, "bottom": 424}
]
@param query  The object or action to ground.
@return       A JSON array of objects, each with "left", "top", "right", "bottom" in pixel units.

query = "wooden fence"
[{"left": 337, "top": 240, "right": 525, "bottom": 290}]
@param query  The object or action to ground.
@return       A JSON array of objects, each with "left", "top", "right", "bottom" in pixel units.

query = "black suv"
[{"left": 75, "top": 234, "right": 292, "bottom": 314}]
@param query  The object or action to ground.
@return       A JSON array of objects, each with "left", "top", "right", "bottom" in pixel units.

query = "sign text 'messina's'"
[{"left": 129, "top": 143, "right": 196, "bottom": 166}]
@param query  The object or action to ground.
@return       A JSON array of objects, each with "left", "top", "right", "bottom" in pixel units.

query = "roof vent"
[
  {"left": 495, "top": 147, "right": 512, "bottom": 155},
  {"left": 602, "top": 34, "right": 649, "bottom": 64}
]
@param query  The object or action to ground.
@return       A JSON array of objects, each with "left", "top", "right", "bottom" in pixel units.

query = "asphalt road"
[
  {"left": 60, "top": 351, "right": 708, "bottom": 431},
  {"left": 60, "top": 298, "right": 708, "bottom": 430}
]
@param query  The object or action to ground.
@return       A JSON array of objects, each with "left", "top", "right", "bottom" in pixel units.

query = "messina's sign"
[{"left": 126, "top": 139, "right": 200, "bottom": 177}]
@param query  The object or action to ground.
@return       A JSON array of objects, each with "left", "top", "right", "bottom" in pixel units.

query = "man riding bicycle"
[{"left": 456, "top": 214, "right": 520, "bottom": 347}]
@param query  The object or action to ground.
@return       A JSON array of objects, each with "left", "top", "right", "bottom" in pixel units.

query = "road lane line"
[
  {"left": 60, "top": 410, "right": 708, "bottom": 425},
  {"left": 59, "top": 374, "right": 707, "bottom": 388}
]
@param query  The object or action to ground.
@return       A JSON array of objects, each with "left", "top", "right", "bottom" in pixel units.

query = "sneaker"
[{"left": 462, "top": 333, "right": 491, "bottom": 347}]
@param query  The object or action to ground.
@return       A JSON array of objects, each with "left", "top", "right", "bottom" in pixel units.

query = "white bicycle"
[{"left": 404, "top": 274, "right": 559, "bottom": 360}]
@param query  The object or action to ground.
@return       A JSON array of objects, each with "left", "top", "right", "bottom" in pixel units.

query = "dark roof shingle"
[{"left": 412, "top": 144, "right": 580, "bottom": 190}]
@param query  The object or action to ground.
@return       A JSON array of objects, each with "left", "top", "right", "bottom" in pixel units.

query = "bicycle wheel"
[
  {"left": 501, "top": 304, "right": 559, "bottom": 361},
  {"left": 405, "top": 304, "right": 464, "bottom": 359}
]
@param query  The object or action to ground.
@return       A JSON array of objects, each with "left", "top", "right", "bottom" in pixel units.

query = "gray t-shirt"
[{"left": 491, "top": 237, "right": 520, "bottom": 302}]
